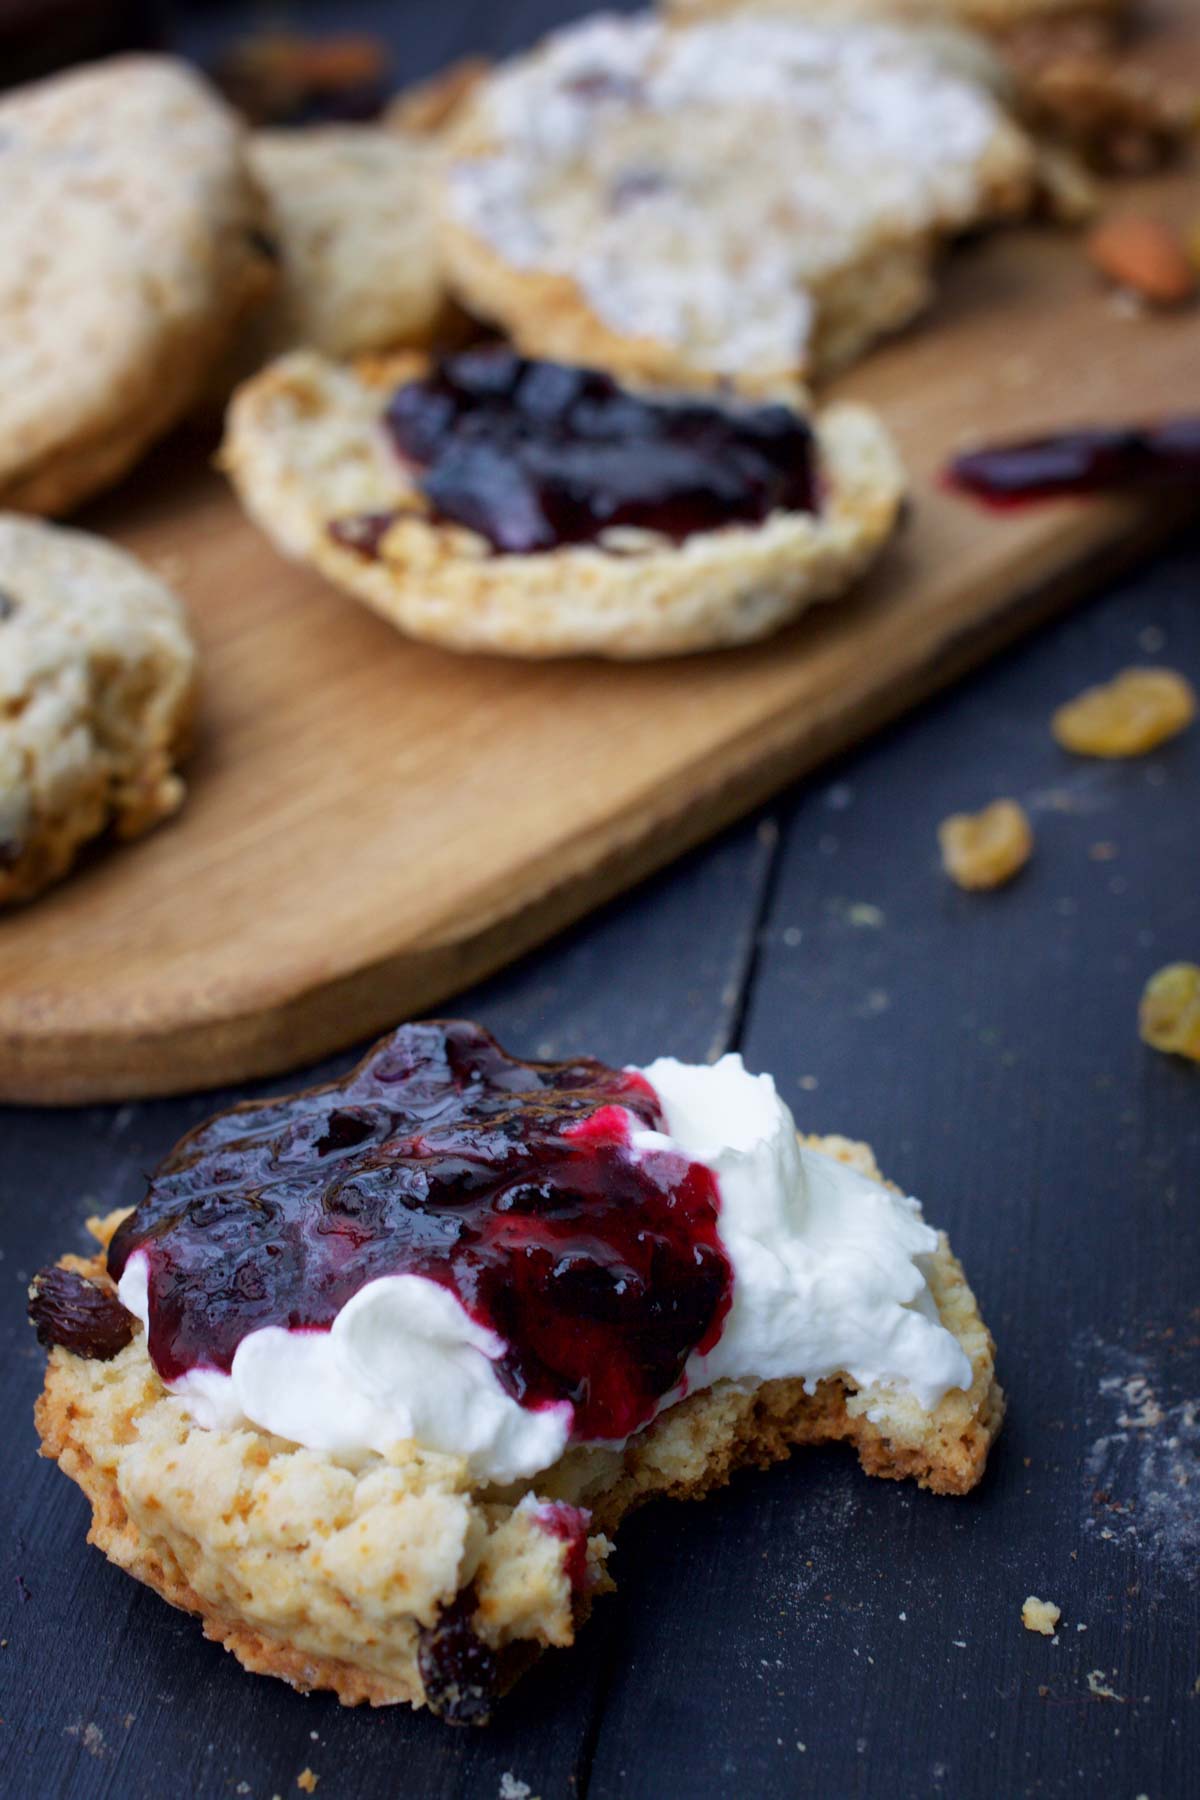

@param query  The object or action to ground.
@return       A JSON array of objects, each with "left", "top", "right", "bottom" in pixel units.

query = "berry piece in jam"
[
  {"left": 946, "top": 418, "right": 1200, "bottom": 507},
  {"left": 535, "top": 1502, "right": 592, "bottom": 1594},
  {"left": 107, "top": 1022, "right": 732, "bottom": 1445},
  {"left": 417, "top": 1585, "right": 497, "bottom": 1725},
  {"left": 28, "top": 1267, "right": 134, "bottom": 1361},
  {"left": 377, "top": 347, "right": 817, "bottom": 554}
]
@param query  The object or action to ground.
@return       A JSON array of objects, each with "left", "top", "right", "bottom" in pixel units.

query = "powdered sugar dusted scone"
[
  {"left": 244, "top": 126, "right": 455, "bottom": 359},
  {"left": 31, "top": 1023, "right": 1002, "bottom": 1722},
  {"left": 0, "top": 56, "right": 271, "bottom": 518},
  {"left": 0, "top": 515, "right": 196, "bottom": 904},
  {"left": 222, "top": 345, "right": 904, "bottom": 660},
  {"left": 438, "top": 12, "right": 1036, "bottom": 388}
]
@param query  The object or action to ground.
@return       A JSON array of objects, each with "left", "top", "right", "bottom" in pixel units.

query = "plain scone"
[
  {"left": 35, "top": 1136, "right": 1003, "bottom": 1716},
  {"left": 0, "top": 55, "right": 271, "bottom": 517},
  {"left": 221, "top": 350, "right": 905, "bottom": 660},
  {"left": 437, "top": 12, "right": 1036, "bottom": 388},
  {"left": 0, "top": 515, "right": 196, "bottom": 904}
]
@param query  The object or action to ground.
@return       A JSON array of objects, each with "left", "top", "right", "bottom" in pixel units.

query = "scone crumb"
[
  {"left": 1139, "top": 963, "right": 1200, "bottom": 1062},
  {"left": 1086, "top": 1670, "right": 1125, "bottom": 1702},
  {"left": 939, "top": 800, "right": 1033, "bottom": 890},
  {"left": 297, "top": 1771, "right": 319, "bottom": 1794},
  {"left": 1022, "top": 1596, "right": 1061, "bottom": 1636},
  {"left": 1052, "top": 667, "right": 1197, "bottom": 758}
]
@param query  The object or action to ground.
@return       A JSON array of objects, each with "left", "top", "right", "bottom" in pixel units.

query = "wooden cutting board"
[{"left": 3, "top": 87, "right": 1199, "bottom": 1103}]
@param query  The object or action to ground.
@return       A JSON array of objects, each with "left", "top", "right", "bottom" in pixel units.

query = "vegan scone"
[
  {"left": 437, "top": 10, "right": 1037, "bottom": 389},
  {"left": 221, "top": 344, "right": 905, "bottom": 659},
  {"left": 0, "top": 55, "right": 272, "bottom": 517},
  {"left": 31, "top": 1021, "right": 1003, "bottom": 1723},
  {"left": 0, "top": 515, "right": 196, "bottom": 905}
]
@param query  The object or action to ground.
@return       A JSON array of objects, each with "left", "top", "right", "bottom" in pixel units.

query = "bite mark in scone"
[
  {"left": 222, "top": 346, "right": 905, "bottom": 660},
  {"left": 436, "top": 12, "right": 1037, "bottom": 388},
  {"left": 0, "top": 56, "right": 272, "bottom": 518},
  {"left": 0, "top": 515, "right": 197, "bottom": 904},
  {"left": 32, "top": 1022, "right": 1003, "bottom": 1723}
]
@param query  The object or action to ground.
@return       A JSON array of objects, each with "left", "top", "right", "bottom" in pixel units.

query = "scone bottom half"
[
  {"left": 30, "top": 1021, "right": 1003, "bottom": 1724},
  {"left": 222, "top": 344, "right": 905, "bottom": 660}
]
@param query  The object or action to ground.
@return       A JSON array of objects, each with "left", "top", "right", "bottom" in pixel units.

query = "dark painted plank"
[
  {"left": 0, "top": 815, "right": 775, "bottom": 1800},
  {"left": 586, "top": 536, "right": 1200, "bottom": 1799}
]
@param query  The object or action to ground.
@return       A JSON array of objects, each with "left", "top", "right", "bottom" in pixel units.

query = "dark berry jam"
[
  {"left": 946, "top": 418, "right": 1200, "bottom": 507},
  {"left": 107, "top": 1022, "right": 732, "bottom": 1445},
  {"left": 371, "top": 347, "right": 817, "bottom": 554},
  {"left": 536, "top": 1502, "right": 592, "bottom": 1594}
]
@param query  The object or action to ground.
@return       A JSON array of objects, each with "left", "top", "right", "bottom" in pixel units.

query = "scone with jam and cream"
[
  {"left": 222, "top": 344, "right": 904, "bottom": 660},
  {"left": 31, "top": 1022, "right": 1002, "bottom": 1724},
  {"left": 437, "top": 11, "right": 1036, "bottom": 389}
]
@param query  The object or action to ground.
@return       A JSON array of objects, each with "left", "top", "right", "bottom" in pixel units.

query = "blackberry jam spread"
[
  {"left": 106, "top": 1022, "right": 732, "bottom": 1444},
  {"left": 369, "top": 347, "right": 817, "bottom": 554},
  {"left": 947, "top": 419, "right": 1200, "bottom": 506}
]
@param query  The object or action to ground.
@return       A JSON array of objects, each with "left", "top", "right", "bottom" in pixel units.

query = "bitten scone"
[
  {"left": 0, "top": 515, "right": 197, "bottom": 904},
  {"left": 437, "top": 12, "right": 1036, "bottom": 388},
  {"left": 221, "top": 346, "right": 905, "bottom": 660},
  {"left": 31, "top": 1023, "right": 1003, "bottom": 1724},
  {"left": 0, "top": 55, "right": 272, "bottom": 517},
  {"left": 243, "top": 126, "right": 457, "bottom": 360}
]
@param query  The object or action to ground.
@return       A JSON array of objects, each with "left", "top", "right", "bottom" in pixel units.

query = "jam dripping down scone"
[
  {"left": 221, "top": 345, "right": 904, "bottom": 659},
  {"left": 0, "top": 56, "right": 272, "bottom": 518},
  {"left": 436, "top": 12, "right": 1036, "bottom": 389},
  {"left": 31, "top": 1022, "right": 1003, "bottom": 1724},
  {"left": 0, "top": 515, "right": 197, "bottom": 904}
]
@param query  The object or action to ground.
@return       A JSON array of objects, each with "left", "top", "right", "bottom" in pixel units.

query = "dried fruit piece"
[
  {"left": 1052, "top": 667, "right": 1196, "bottom": 758},
  {"left": 1139, "top": 963, "right": 1200, "bottom": 1062},
  {"left": 1086, "top": 216, "right": 1196, "bottom": 306},
  {"left": 939, "top": 800, "right": 1033, "bottom": 891},
  {"left": 417, "top": 1586, "right": 498, "bottom": 1725},
  {"left": 28, "top": 1266, "right": 134, "bottom": 1360}
]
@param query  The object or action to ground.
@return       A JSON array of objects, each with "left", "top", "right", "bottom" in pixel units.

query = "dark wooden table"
[{"left": 3, "top": 6, "right": 1199, "bottom": 1797}]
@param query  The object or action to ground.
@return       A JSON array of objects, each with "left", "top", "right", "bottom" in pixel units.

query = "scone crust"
[
  {"left": 221, "top": 349, "right": 905, "bottom": 660},
  {"left": 665, "top": 0, "right": 1129, "bottom": 34},
  {"left": 34, "top": 1136, "right": 1003, "bottom": 1713},
  {"left": 0, "top": 55, "right": 271, "bottom": 518},
  {"left": 437, "top": 12, "right": 1035, "bottom": 386},
  {"left": 0, "top": 514, "right": 197, "bottom": 903}
]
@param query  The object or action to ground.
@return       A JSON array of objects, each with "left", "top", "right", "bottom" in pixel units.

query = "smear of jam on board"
[
  {"left": 330, "top": 347, "right": 818, "bottom": 555},
  {"left": 946, "top": 419, "right": 1200, "bottom": 506},
  {"left": 105, "top": 1021, "right": 733, "bottom": 1443}
]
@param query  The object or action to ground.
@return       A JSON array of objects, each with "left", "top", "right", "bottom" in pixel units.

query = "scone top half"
[
  {"left": 31, "top": 1021, "right": 1002, "bottom": 1722},
  {"left": 223, "top": 342, "right": 905, "bottom": 659},
  {"left": 435, "top": 9, "right": 1037, "bottom": 390}
]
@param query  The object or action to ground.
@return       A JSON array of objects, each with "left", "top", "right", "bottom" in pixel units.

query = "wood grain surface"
[{"left": 1, "top": 8, "right": 1199, "bottom": 1102}]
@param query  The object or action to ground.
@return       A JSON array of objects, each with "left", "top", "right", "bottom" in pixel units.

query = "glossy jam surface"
[
  {"left": 377, "top": 347, "right": 817, "bottom": 553},
  {"left": 947, "top": 419, "right": 1200, "bottom": 506},
  {"left": 107, "top": 1022, "right": 732, "bottom": 1442}
]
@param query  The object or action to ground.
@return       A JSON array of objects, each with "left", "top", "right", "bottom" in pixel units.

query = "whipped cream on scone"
[
  {"left": 31, "top": 1022, "right": 1002, "bottom": 1722},
  {"left": 114, "top": 1041, "right": 971, "bottom": 1483},
  {"left": 439, "top": 12, "right": 1035, "bottom": 384}
]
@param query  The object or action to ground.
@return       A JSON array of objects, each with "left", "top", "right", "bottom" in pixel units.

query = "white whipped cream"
[{"left": 118, "top": 1055, "right": 970, "bottom": 1485}]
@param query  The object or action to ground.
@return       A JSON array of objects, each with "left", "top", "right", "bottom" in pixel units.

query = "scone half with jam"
[
  {"left": 436, "top": 11, "right": 1036, "bottom": 390},
  {"left": 221, "top": 345, "right": 904, "bottom": 660},
  {"left": 31, "top": 1022, "right": 1003, "bottom": 1724}
]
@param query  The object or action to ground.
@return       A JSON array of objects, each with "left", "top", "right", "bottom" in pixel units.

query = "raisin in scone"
[
  {"left": 0, "top": 515, "right": 196, "bottom": 904},
  {"left": 221, "top": 345, "right": 904, "bottom": 660},
  {"left": 0, "top": 55, "right": 272, "bottom": 518},
  {"left": 32, "top": 1022, "right": 1003, "bottom": 1723},
  {"left": 437, "top": 12, "right": 1036, "bottom": 389}
]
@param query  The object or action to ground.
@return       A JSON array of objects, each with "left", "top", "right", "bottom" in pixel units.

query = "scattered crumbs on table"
[
  {"left": 236, "top": 1786, "right": 251, "bottom": 1796},
  {"left": 1086, "top": 1671, "right": 1126, "bottom": 1702},
  {"left": 499, "top": 1776, "right": 533, "bottom": 1800},
  {"left": 297, "top": 1770, "right": 318, "bottom": 1794},
  {"left": 1022, "top": 1597, "right": 1062, "bottom": 1636},
  {"left": 953, "top": 1640, "right": 967, "bottom": 1649},
  {"left": 798, "top": 1073, "right": 818, "bottom": 1090},
  {"left": 65, "top": 1721, "right": 107, "bottom": 1758}
]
